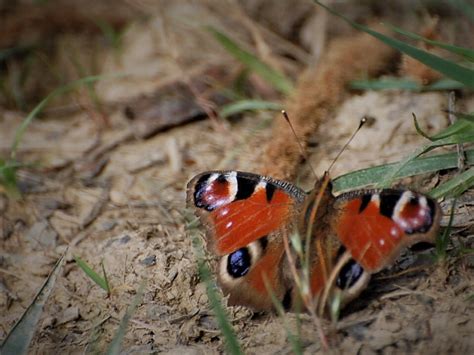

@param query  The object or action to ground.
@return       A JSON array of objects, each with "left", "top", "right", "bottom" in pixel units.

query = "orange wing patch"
[{"left": 211, "top": 187, "right": 294, "bottom": 254}]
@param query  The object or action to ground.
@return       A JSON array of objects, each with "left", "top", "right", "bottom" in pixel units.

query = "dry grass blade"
[
  {"left": 105, "top": 281, "right": 145, "bottom": 355},
  {"left": 0, "top": 252, "right": 67, "bottom": 355}
]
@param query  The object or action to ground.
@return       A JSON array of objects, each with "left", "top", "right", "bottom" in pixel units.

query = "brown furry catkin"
[{"left": 260, "top": 29, "right": 396, "bottom": 181}]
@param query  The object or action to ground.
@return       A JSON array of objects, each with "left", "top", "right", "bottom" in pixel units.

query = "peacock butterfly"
[{"left": 186, "top": 169, "right": 441, "bottom": 313}]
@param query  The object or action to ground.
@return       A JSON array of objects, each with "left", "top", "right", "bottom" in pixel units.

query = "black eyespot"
[
  {"left": 336, "top": 259, "right": 364, "bottom": 289},
  {"left": 227, "top": 248, "right": 251, "bottom": 278}
]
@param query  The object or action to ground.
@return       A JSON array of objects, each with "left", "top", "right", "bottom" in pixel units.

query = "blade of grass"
[
  {"left": 430, "top": 118, "right": 474, "bottom": 140},
  {"left": 350, "top": 78, "right": 465, "bottom": 91},
  {"left": 1, "top": 252, "right": 66, "bottom": 354},
  {"left": 377, "top": 132, "right": 474, "bottom": 188},
  {"left": 74, "top": 256, "right": 110, "bottom": 294},
  {"left": 10, "top": 75, "right": 116, "bottom": 160},
  {"left": 385, "top": 24, "right": 474, "bottom": 61},
  {"left": 105, "top": 281, "right": 145, "bottom": 355},
  {"left": 332, "top": 149, "right": 474, "bottom": 193},
  {"left": 350, "top": 78, "right": 421, "bottom": 91},
  {"left": 435, "top": 199, "right": 456, "bottom": 261},
  {"left": 0, "top": 159, "right": 21, "bottom": 199},
  {"left": 220, "top": 99, "right": 283, "bottom": 118},
  {"left": 413, "top": 113, "right": 434, "bottom": 140},
  {"left": 448, "top": 0, "right": 474, "bottom": 23},
  {"left": 191, "top": 233, "right": 243, "bottom": 355},
  {"left": 101, "top": 260, "right": 111, "bottom": 296},
  {"left": 313, "top": 1, "right": 474, "bottom": 89},
  {"left": 264, "top": 278, "right": 303, "bottom": 355},
  {"left": 429, "top": 167, "right": 474, "bottom": 199},
  {"left": 208, "top": 27, "right": 294, "bottom": 95},
  {"left": 426, "top": 78, "right": 466, "bottom": 90}
]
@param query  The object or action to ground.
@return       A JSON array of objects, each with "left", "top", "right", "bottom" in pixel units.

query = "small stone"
[
  {"left": 99, "top": 220, "right": 117, "bottom": 231},
  {"left": 57, "top": 306, "right": 80, "bottom": 325},
  {"left": 140, "top": 255, "right": 156, "bottom": 267},
  {"left": 25, "top": 221, "right": 58, "bottom": 248}
]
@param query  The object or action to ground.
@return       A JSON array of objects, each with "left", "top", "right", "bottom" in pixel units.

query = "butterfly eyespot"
[
  {"left": 282, "top": 288, "right": 293, "bottom": 310},
  {"left": 193, "top": 172, "right": 238, "bottom": 211},
  {"left": 336, "top": 259, "right": 364, "bottom": 290},
  {"left": 408, "top": 196, "right": 418, "bottom": 205},
  {"left": 227, "top": 248, "right": 251, "bottom": 278},
  {"left": 394, "top": 193, "right": 437, "bottom": 234}
]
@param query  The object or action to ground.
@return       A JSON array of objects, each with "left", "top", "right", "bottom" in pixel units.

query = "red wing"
[
  {"left": 335, "top": 190, "right": 441, "bottom": 272},
  {"left": 186, "top": 171, "right": 305, "bottom": 255}
]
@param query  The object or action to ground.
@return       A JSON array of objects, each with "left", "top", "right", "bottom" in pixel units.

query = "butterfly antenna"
[
  {"left": 281, "top": 110, "right": 318, "bottom": 179},
  {"left": 327, "top": 116, "right": 367, "bottom": 173}
]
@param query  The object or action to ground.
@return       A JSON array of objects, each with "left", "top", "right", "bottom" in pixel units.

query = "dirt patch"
[{"left": 1, "top": 1, "right": 473, "bottom": 354}]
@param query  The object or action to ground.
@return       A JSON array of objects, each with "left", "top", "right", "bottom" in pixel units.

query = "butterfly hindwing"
[
  {"left": 186, "top": 170, "right": 306, "bottom": 310},
  {"left": 334, "top": 189, "right": 441, "bottom": 272}
]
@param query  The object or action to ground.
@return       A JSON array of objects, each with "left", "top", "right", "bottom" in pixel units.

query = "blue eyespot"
[
  {"left": 336, "top": 259, "right": 364, "bottom": 289},
  {"left": 227, "top": 248, "right": 251, "bottom": 278}
]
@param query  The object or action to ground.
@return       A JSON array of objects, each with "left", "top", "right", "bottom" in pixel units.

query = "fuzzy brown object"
[
  {"left": 260, "top": 29, "right": 396, "bottom": 181},
  {"left": 399, "top": 20, "right": 443, "bottom": 85}
]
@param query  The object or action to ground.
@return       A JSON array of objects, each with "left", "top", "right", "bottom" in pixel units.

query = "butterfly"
[{"left": 186, "top": 170, "right": 441, "bottom": 313}]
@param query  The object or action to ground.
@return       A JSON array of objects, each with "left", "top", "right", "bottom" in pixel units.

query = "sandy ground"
[{"left": 1, "top": 1, "right": 473, "bottom": 354}]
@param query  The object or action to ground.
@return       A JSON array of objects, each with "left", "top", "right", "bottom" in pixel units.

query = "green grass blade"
[
  {"left": 413, "top": 113, "right": 434, "bottom": 140},
  {"left": 265, "top": 278, "right": 303, "bottom": 355},
  {"left": 105, "top": 281, "right": 145, "bottom": 355},
  {"left": 332, "top": 149, "right": 474, "bottom": 193},
  {"left": 448, "top": 0, "right": 474, "bottom": 23},
  {"left": 435, "top": 199, "right": 456, "bottom": 260},
  {"left": 450, "top": 111, "right": 474, "bottom": 122},
  {"left": 0, "top": 159, "right": 21, "bottom": 199},
  {"left": 350, "top": 78, "right": 465, "bottom": 91},
  {"left": 314, "top": 1, "right": 474, "bottom": 89},
  {"left": 191, "top": 234, "right": 243, "bottom": 355},
  {"left": 350, "top": 78, "right": 421, "bottom": 90},
  {"left": 386, "top": 24, "right": 474, "bottom": 61},
  {"left": 208, "top": 27, "right": 294, "bottom": 95},
  {"left": 74, "top": 256, "right": 110, "bottom": 293},
  {"left": 377, "top": 128, "right": 474, "bottom": 188},
  {"left": 429, "top": 168, "right": 474, "bottom": 199},
  {"left": 430, "top": 118, "right": 474, "bottom": 140},
  {"left": 101, "top": 260, "right": 111, "bottom": 295},
  {"left": 425, "top": 78, "right": 465, "bottom": 90},
  {"left": 220, "top": 99, "right": 283, "bottom": 118},
  {"left": 1, "top": 253, "right": 66, "bottom": 355},
  {"left": 10, "top": 75, "right": 115, "bottom": 160}
]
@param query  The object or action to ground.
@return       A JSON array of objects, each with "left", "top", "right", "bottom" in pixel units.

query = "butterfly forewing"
[
  {"left": 334, "top": 190, "right": 441, "bottom": 272},
  {"left": 187, "top": 171, "right": 305, "bottom": 255}
]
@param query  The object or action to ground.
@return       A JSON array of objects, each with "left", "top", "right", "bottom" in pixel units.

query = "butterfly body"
[{"left": 187, "top": 170, "right": 441, "bottom": 313}]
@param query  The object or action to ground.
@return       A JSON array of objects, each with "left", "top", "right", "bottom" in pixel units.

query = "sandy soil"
[{"left": 1, "top": 1, "right": 473, "bottom": 354}]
